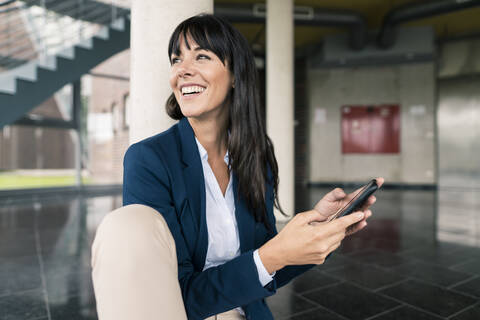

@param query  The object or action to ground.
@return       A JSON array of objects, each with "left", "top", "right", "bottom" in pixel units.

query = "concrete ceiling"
[{"left": 215, "top": 0, "right": 480, "bottom": 49}]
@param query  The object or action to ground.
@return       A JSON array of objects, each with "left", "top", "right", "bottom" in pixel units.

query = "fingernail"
[{"left": 357, "top": 212, "right": 364, "bottom": 219}]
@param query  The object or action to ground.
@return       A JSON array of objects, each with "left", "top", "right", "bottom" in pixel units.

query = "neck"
[{"left": 188, "top": 110, "right": 229, "bottom": 159}]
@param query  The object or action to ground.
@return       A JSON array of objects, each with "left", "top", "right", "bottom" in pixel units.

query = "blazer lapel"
[
  {"left": 232, "top": 173, "right": 256, "bottom": 252},
  {"left": 178, "top": 117, "right": 208, "bottom": 269}
]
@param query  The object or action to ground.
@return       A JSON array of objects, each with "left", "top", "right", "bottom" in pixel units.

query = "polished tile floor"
[{"left": 0, "top": 186, "right": 479, "bottom": 320}]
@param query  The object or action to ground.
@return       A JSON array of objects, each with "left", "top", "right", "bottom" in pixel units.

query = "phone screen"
[{"left": 327, "top": 179, "right": 378, "bottom": 222}]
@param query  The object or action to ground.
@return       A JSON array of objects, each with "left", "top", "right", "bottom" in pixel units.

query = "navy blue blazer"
[{"left": 123, "top": 117, "right": 313, "bottom": 320}]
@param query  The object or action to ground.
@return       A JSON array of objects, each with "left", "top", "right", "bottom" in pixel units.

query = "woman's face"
[{"left": 169, "top": 35, "right": 233, "bottom": 120}]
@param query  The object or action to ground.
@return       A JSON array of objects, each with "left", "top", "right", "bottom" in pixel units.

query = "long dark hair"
[{"left": 166, "top": 14, "right": 286, "bottom": 231}]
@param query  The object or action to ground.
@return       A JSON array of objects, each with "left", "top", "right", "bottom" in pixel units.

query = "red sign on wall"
[{"left": 341, "top": 105, "right": 400, "bottom": 154}]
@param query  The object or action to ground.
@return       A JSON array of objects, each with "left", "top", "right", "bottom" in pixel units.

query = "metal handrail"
[
  {"left": 0, "top": 0, "right": 16, "bottom": 7},
  {"left": 0, "top": 0, "right": 130, "bottom": 70},
  {"left": 0, "top": 14, "right": 111, "bottom": 55}
]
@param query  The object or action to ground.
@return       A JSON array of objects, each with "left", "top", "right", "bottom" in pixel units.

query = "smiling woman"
[
  {"left": 164, "top": 15, "right": 282, "bottom": 228},
  {"left": 169, "top": 36, "right": 233, "bottom": 124},
  {"left": 91, "top": 13, "right": 381, "bottom": 320}
]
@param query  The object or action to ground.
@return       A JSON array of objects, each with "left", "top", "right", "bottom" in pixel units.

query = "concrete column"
[
  {"left": 72, "top": 80, "right": 82, "bottom": 186},
  {"left": 266, "top": 0, "right": 294, "bottom": 220},
  {"left": 130, "top": 0, "right": 213, "bottom": 144}
]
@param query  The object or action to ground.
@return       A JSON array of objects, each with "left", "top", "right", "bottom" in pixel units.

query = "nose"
[{"left": 176, "top": 59, "right": 194, "bottom": 78}]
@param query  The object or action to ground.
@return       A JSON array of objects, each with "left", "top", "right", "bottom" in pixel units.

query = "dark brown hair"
[{"left": 166, "top": 14, "right": 286, "bottom": 231}]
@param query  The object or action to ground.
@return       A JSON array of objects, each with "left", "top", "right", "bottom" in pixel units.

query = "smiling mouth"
[{"left": 181, "top": 85, "right": 206, "bottom": 97}]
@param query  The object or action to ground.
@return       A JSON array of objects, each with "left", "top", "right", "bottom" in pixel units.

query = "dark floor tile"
[
  {"left": 452, "top": 277, "right": 480, "bottom": 298},
  {"left": 401, "top": 246, "right": 477, "bottom": 267},
  {"left": 371, "top": 305, "right": 443, "bottom": 320},
  {"left": 450, "top": 304, "right": 480, "bottom": 320},
  {"left": 388, "top": 236, "right": 436, "bottom": 254},
  {"left": 347, "top": 248, "right": 411, "bottom": 268},
  {"left": 46, "top": 270, "right": 94, "bottom": 301},
  {"left": 325, "top": 262, "right": 405, "bottom": 290},
  {"left": 0, "top": 289, "right": 48, "bottom": 320},
  {"left": 40, "top": 228, "right": 88, "bottom": 257},
  {"left": 282, "top": 269, "right": 340, "bottom": 294},
  {"left": 302, "top": 282, "right": 399, "bottom": 320},
  {"left": 369, "top": 238, "right": 408, "bottom": 254},
  {"left": 0, "top": 255, "right": 39, "bottom": 274},
  {"left": 0, "top": 207, "right": 36, "bottom": 230},
  {"left": 337, "top": 236, "right": 376, "bottom": 254},
  {"left": 379, "top": 279, "right": 477, "bottom": 318},
  {"left": 435, "top": 242, "right": 480, "bottom": 255},
  {"left": 266, "top": 287, "right": 318, "bottom": 319},
  {"left": 0, "top": 256, "right": 42, "bottom": 296},
  {"left": 49, "top": 294, "right": 98, "bottom": 320},
  {"left": 317, "top": 254, "right": 353, "bottom": 272},
  {"left": 349, "top": 219, "right": 401, "bottom": 249},
  {"left": 392, "top": 261, "right": 472, "bottom": 287},
  {"left": 43, "top": 253, "right": 92, "bottom": 278},
  {"left": 0, "top": 232, "right": 37, "bottom": 258},
  {"left": 37, "top": 204, "right": 79, "bottom": 230},
  {"left": 452, "top": 259, "right": 480, "bottom": 276},
  {"left": 0, "top": 272, "right": 43, "bottom": 297},
  {"left": 285, "top": 307, "right": 345, "bottom": 320}
]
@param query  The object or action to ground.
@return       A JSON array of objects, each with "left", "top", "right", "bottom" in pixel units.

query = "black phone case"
[{"left": 333, "top": 179, "right": 378, "bottom": 220}]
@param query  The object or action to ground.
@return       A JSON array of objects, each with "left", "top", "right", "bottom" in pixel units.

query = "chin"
[{"left": 178, "top": 106, "right": 204, "bottom": 118}]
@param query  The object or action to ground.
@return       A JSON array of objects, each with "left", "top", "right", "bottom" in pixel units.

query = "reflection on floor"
[{"left": 0, "top": 187, "right": 479, "bottom": 320}]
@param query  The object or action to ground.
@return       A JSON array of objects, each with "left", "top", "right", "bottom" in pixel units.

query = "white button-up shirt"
[{"left": 195, "top": 138, "right": 273, "bottom": 316}]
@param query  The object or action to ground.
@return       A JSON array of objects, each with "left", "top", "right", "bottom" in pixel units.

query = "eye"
[
  {"left": 171, "top": 57, "right": 180, "bottom": 65},
  {"left": 197, "top": 54, "right": 211, "bottom": 61}
]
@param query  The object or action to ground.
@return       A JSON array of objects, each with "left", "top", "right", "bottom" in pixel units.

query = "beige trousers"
[{"left": 91, "top": 204, "right": 245, "bottom": 320}]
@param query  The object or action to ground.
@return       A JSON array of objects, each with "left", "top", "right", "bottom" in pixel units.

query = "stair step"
[
  {"left": 110, "top": 18, "right": 125, "bottom": 31},
  {"left": 37, "top": 56, "right": 57, "bottom": 71},
  {"left": 0, "top": 61, "right": 38, "bottom": 94},
  {"left": 76, "top": 38, "right": 94, "bottom": 50},
  {"left": 96, "top": 26, "right": 110, "bottom": 40},
  {"left": 0, "top": 17, "right": 130, "bottom": 128},
  {"left": 56, "top": 47, "right": 75, "bottom": 60}
]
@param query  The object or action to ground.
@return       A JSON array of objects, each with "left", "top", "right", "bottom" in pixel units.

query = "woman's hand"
[
  {"left": 313, "top": 177, "right": 384, "bottom": 235},
  {"left": 258, "top": 210, "right": 366, "bottom": 274}
]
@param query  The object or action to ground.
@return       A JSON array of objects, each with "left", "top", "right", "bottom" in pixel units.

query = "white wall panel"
[{"left": 307, "top": 63, "right": 435, "bottom": 184}]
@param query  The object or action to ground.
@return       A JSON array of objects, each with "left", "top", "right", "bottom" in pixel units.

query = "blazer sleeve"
[{"left": 122, "top": 143, "right": 276, "bottom": 319}]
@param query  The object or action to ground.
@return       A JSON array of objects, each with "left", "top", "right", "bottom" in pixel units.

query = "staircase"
[{"left": 0, "top": 0, "right": 130, "bottom": 128}]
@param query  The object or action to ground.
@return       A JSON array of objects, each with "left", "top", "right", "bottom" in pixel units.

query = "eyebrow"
[{"left": 171, "top": 46, "right": 208, "bottom": 56}]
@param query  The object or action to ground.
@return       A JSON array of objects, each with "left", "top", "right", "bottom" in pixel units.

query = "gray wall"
[
  {"left": 306, "top": 63, "right": 436, "bottom": 185},
  {"left": 437, "top": 37, "right": 480, "bottom": 188}
]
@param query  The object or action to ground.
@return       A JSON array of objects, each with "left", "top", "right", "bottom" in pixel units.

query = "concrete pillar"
[
  {"left": 73, "top": 80, "right": 82, "bottom": 186},
  {"left": 130, "top": 0, "right": 213, "bottom": 144},
  {"left": 266, "top": 0, "right": 294, "bottom": 220}
]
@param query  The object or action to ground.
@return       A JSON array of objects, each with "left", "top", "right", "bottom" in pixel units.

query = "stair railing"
[{"left": 0, "top": 0, "right": 130, "bottom": 71}]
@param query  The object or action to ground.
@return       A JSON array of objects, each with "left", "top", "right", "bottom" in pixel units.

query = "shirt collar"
[{"left": 195, "top": 137, "right": 229, "bottom": 165}]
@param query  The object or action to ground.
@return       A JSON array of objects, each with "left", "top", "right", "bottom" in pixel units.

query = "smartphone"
[{"left": 327, "top": 179, "right": 379, "bottom": 222}]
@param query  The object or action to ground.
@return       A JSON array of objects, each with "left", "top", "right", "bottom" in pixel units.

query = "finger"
[
  {"left": 343, "top": 187, "right": 362, "bottom": 203},
  {"left": 322, "top": 188, "right": 346, "bottom": 202},
  {"left": 346, "top": 220, "right": 367, "bottom": 236},
  {"left": 375, "top": 177, "right": 385, "bottom": 188},
  {"left": 364, "top": 209, "right": 372, "bottom": 219},
  {"left": 324, "top": 231, "right": 346, "bottom": 249},
  {"left": 359, "top": 195, "right": 376, "bottom": 211},
  {"left": 301, "top": 210, "right": 325, "bottom": 225},
  {"left": 334, "top": 211, "right": 365, "bottom": 230}
]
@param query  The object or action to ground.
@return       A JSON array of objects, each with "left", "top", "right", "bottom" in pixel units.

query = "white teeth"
[{"left": 181, "top": 86, "right": 205, "bottom": 95}]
